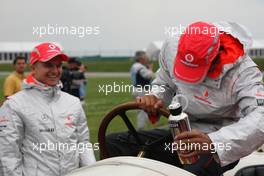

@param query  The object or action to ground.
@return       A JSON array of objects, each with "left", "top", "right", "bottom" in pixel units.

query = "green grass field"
[
  {"left": 0, "top": 58, "right": 263, "bottom": 72},
  {"left": 0, "top": 60, "right": 160, "bottom": 72}
]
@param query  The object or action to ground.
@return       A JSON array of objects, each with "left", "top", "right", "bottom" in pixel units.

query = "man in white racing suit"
[
  {"left": 0, "top": 42, "right": 96, "bottom": 176},
  {"left": 106, "top": 21, "right": 264, "bottom": 176}
]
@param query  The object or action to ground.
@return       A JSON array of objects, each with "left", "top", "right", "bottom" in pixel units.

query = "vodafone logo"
[
  {"left": 184, "top": 54, "right": 194, "bottom": 63},
  {"left": 49, "top": 44, "right": 56, "bottom": 49}
]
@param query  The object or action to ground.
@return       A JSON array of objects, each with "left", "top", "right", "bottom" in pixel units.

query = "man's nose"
[{"left": 50, "top": 65, "right": 60, "bottom": 73}]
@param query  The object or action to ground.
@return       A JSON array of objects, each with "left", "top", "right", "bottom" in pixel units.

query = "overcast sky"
[{"left": 0, "top": 0, "right": 263, "bottom": 56}]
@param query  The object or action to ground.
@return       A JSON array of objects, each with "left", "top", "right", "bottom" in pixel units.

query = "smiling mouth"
[{"left": 48, "top": 76, "right": 59, "bottom": 79}]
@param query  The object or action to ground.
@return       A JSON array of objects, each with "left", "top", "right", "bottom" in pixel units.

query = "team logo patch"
[
  {"left": 49, "top": 44, "right": 56, "bottom": 49},
  {"left": 185, "top": 54, "right": 194, "bottom": 63},
  {"left": 180, "top": 54, "right": 198, "bottom": 67},
  {"left": 255, "top": 91, "right": 264, "bottom": 98},
  {"left": 41, "top": 114, "right": 50, "bottom": 121},
  {"left": 39, "top": 128, "right": 55, "bottom": 133},
  {"left": 194, "top": 89, "right": 212, "bottom": 105},
  {"left": 257, "top": 99, "right": 264, "bottom": 106},
  {"left": 0, "top": 124, "right": 7, "bottom": 133},
  {"left": 39, "top": 114, "right": 54, "bottom": 132},
  {"left": 65, "top": 116, "right": 75, "bottom": 128},
  {"left": 0, "top": 116, "right": 8, "bottom": 124}
]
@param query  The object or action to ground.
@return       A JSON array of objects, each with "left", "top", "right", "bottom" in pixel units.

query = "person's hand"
[
  {"left": 136, "top": 95, "right": 164, "bottom": 115},
  {"left": 175, "top": 129, "right": 215, "bottom": 158}
]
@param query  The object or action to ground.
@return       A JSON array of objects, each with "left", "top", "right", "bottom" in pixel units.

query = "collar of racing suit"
[
  {"left": 202, "top": 32, "right": 244, "bottom": 89},
  {"left": 22, "top": 73, "right": 62, "bottom": 99}
]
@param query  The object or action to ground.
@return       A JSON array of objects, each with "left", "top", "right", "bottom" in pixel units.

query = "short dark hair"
[
  {"left": 135, "top": 51, "right": 146, "bottom": 62},
  {"left": 13, "top": 56, "right": 27, "bottom": 65},
  {"left": 68, "top": 57, "right": 81, "bottom": 66}
]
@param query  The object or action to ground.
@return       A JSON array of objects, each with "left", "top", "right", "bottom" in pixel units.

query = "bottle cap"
[{"left": 169, "top": 102, "right": 182, "bottom": 116}]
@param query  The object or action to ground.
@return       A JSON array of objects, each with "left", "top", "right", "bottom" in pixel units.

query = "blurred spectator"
[
  {"left": 61, "top": 65, "right": 72, "bottom": 93},
  {"left": 130, "top": 51, "right": 154, "bottom": 130},
  {"left": 3, "top": 56, "right": 27, "bottom": 99},
  {"left": 61, "top": 58, "right": 86, "bottom": 101},
  {"left": 79, "top": 64, "right": 87, "bottom": 103}
]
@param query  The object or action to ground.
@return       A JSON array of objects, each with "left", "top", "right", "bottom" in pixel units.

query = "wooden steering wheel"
[{"left": 98, "top": 101, "right": 170, "bottom": 159}]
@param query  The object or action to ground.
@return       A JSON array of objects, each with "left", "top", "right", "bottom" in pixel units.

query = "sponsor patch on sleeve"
[
  {"left": 0, "top": 116, "right": 9, "bottom": 125},
  {"left": 257, "top": 99, "right": 264, "bottom": 106},
  {"left": 0, "top": 116, "right": 8, "bottom": 135}
]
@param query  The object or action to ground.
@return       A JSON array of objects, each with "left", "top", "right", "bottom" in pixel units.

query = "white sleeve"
[
  {"left": 138, "top": 67, "right": 154, "bottom": 80},
  {"left": 0, "top": 100, "right": 23, "bottom": 176},
  {"left": 208, "top": 66, "right": 264, "bottom": 166}
]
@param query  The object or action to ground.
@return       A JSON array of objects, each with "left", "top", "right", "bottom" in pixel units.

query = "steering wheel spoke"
[{"left": 118, "top": 111, "right": 143, "bottom": 145}]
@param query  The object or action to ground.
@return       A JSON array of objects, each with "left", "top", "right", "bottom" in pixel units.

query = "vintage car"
[{"left": 67, "top": 102, "right": 264, "bottom": 176}]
